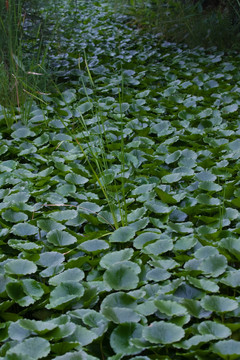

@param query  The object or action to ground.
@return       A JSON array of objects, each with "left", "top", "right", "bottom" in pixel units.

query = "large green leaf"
[
  {"left": 11, "top": 223, "right": 38, "bottom": 237},
  {"left": 211, "top": 340, "right": 240, "bottom": 359},
  {"left": 7, "top": 337, "right": 50, "bottom": 359},
  {"left": 5, "top": 259, "right": 37, "bottom": 275},
  {"left": 143, "top": 321, "right": 185, "bottom": 344},
  {"left": 47, "top": 282, "right": 84, "bottom": 310},
  {"left": 104, "top": 262, "right": 140, "bottom": 290},
  {"left": 47, "top": 229, "right": 77, "bottom": 246},
  {"left": 109, "top": 226, "right": 136, "bottom": 243},
  {"left": 201, "top": 295, "right": 238, "bottom": 313},
  {"left": 110, "top": 323, "right": 143, "bottom": 355}
]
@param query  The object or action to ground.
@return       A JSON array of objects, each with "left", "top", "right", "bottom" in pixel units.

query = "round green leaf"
[
  {"left": 18, "top": 319, "right": 57, "bottom": 334},
  {"left": 133, "top": 232, "right": 160, "bottom": 249},
  {"left": 79, "top": 239, "right": 109, "bottom": 252},
  {"left": 47, "top": 282, "right": 84, "bottom": 310},
  {"left": 22, "top": 279, "right": 44, "bottom": 300},
  {"left": 65, "top": 173, "right": 88, "bottom": 185},
  {"left": 5, "top": 191, "right": 30, "bottom": 203},
  {"left": 146, "top": 268, "right": 171, "bottom": 282},
  {"left": 143, "top": 321, "right": 184, "bottom": 344},
  {"left": 109, "top": 226, "right": 136, "bottom": 243},
  {"left": 11, "top": 223, "right": 38, "bottom": 236},
  {"left": 198, "top": 321, "right": 231, "bottom": 339},
  {"left": 54, "top": 351, "right": 86, "bottom": 360},
  {"left": 142, "top": 239, "right": 173, "bottom": 255},
  {"left": 196, "top": 171, "right": 216, "bottom": 182},
  {"left": 187, "top": 276, "right": 219, "bottom": 293},
  {"left": 37, "top": 252, "right": 64, "bottom": 267},
  {"left": 2, "top": 209, "right": 28, "bottom": 223},
  {"left": 222, "top": 104, "right": 238, "bottom": 114},
  {"left": 49, "top": 268, "right": 84, "bottom": 286},
  {"left": 5, "top": 259, "right": 37, "bottom": 275},
  {"left": 102, "top": 306, "right": 141, "bottom": 324},
  {"left": 77, "top": 102, "right": 93, "bottom": 114},
  {"left": 154, "top": 300, "right": 187, "bottom": 317},
  {"left": 162, "top": 173, "right": 182, "bottom": 184},
  {"left": 104, "top": 262, "right": 140, "bottom": 290},
  {"left": 199, "top": 254, "right": 227, "bottom": 277},
  {"left": 220, "top": 270, "right": 240, "bottom": 287},
  {"left": 110, "top": 323, "right": 143, "bottom": 355},
  {"left": 49, "top": 210, "right": 77, "bottom": 222},
  {"left": 100, "top": 249, "right": 134, "bottom": 269},
  {"left": 201, "top": 295, "right": 238, "bottom": 313},
  {"left": 211, "top": 340, "right": 240, "bottom": 359},
  {"left": 8, "top": 322, "right": 31, "bottom": 341},
  {"left": 47, "top": 229, "right": 77, "bottom": 246},
  {"left": 37, "top": 219, "right": 66, "bottom": 231},
  {"left": 8, "top": 337, "right": 50, "bottom": 359}
]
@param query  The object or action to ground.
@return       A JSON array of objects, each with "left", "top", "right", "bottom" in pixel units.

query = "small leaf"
[
  {"left": 222, "top": 104, "right": 238, "bottom": 114},
  {"left": 79, "top": 239, "right": 109, "bottom": 252},
  {"left": 77, "top": 102, "right": 93, "bottom": 114}
]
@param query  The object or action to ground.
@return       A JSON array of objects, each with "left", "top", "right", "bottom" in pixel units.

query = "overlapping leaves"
[{"left": 0, "top": 0, "right": 240, "bottom": 358}]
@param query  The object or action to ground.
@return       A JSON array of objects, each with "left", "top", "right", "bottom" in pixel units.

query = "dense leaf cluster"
[{"left": 1, "top": 0, "right": 240, "bottom": 359}]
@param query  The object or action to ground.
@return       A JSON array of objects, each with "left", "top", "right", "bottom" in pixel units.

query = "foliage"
[
  {"left": 114, "top": 0, "right": 240, "bottom": 50},
  {"left": 1, "top": 0, "right": 240, "bottom": 359}
]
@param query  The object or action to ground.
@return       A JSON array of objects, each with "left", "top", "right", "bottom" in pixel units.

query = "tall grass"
[{"left": 0, "top": 0, "right": 53, "bottom": 125}]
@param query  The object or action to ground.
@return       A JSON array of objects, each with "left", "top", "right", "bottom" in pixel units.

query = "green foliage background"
[{"left": 1, "top": 0, "right": 240, "bottom": 359}]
